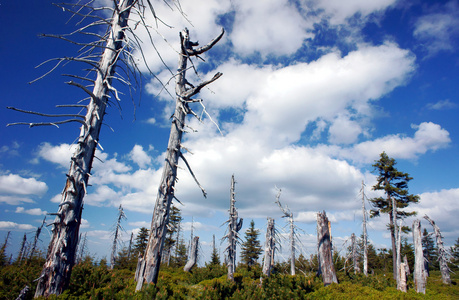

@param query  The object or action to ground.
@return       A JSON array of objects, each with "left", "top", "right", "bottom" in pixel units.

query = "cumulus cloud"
[
  {"left": 15, "top": 206, "right": 47, "bottom": 215},
  {"left": 0, "top": 174, "right": 48, "bottom": 197},
  {"left": 426, "top": 99, "right": 457, "bottom": 110},
  {"left": 37, "top": 142, "right": 76, "bottom": 168},
  {"left": 128, "top": 145, "right": 152, "bottom": 168},
  {"left": 0, "top": 221, "right": 34, "bottom": 231}
]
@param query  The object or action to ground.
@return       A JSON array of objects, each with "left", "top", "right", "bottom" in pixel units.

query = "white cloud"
[
  {"left": 0, "top": 196, "right": 34, "bottom": 205},
  {"left": 0, "top": 221, "right": 34, "bottom": 231},
  {"left": 426, "top": 99, "right": 457, "bottom": 110},
  {"left": 0, "top": 174, "right": 48, "bottom": 196},
  {"left": 128, "top": 145, "right": 152, "bottom": 168},
  {"left": 15, "top": 206, "right": 47, "bottom": 215},
  {"left": 37, "top": 142, "right": 77, "bottom": 168},
  {"left": 85, "top": 185, "right": 120, "bottom": 207},
  {"left": 328, "top": 114, "right": 363, "bottom": 144}
]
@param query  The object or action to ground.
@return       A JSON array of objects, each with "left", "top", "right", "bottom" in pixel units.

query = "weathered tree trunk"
[
  {"left": 15, "top": 285, "right": 29, "bottom": 300},
  {"left": 225, "top": 175, "right": 243, "bottom": 281},
  {"left": 30, "top": 217, "right": 46, "bottom": 260},
  {"left": 396, "top": 221, "right": 402, "bottom": 290},
  {"left": 361, "top": 181, "right": 368, "bottom": 276},
  {"left": 17, "top": 233, "right": 27, "bottom": 264},
  {"left": 183, "top": 236, "right": 199, "bottom": 272},
  {"left": 399, "top": 261, "right": 407, "bottom": 292},
  {"left": 351, "top": 233, "right": 360, "bottom": 274},
  {"left": 424, "top": 215, "right": 451, "bottom": 285},
  {"left": 391, "top": 195, "right": 398, "bottom": 281},
  {"left": 127, "top": 232, "right": 134, "bottom": 259},
  {"left": 34, "top": 2, "right": 135, "bottom": 296},
  {"left": 262, "top": 218, "right": 275, "bottom": 277},
  {"left": 317, "top": 211, "right": 338, "bottom": 286},
  {"left": 274, "top": 189, "right": 296, "bottom": 276},
  {"left": 135, "top": 28, "right": 224, "bottom": 290},
  {"left": 110, "top": 205, "right": 126, "bottom": 269},
  {"left": 413, "top": 220, "right": 427, "bottom": 293}
]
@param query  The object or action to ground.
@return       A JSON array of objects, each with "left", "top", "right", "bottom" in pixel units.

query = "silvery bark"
[
  {"left": 184, "top": 236, "right": 199, "bottom": 272},
  {"left": 317, "top": 211, "right": 338, "bottom": 286},
  {"left": 396, "top": 221, "right": 402, "bottom": 290},
  {"left": 413, "top": 220, "right": 427, "bottom": 293},
  {"left": 110, "top": 205, "right": 126, "bottom": 269},
  {"left": 351, "top": 233, "right": 360, "bottom": 274},
  {"left": 262, "top": 218, "right": 276, "bottom": 277},
  {"left": 361, "top": 181, "right": 368, "bottom": 276},
  {"left": 225, "top": 175, "right": 243, "bottom": 281},
  {"left": 399, "top": 261, "right": 407, "bottom": 292},
  {"left": 424, "top": 215, "right": 451, "bottom": 285},
  {"left": 135, "top": 28, "right": 224, "bottom": 289}
]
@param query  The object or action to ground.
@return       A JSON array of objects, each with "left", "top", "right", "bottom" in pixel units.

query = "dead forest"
[{"left": 2, "top": 1, "right": 459, "bottom": 299}]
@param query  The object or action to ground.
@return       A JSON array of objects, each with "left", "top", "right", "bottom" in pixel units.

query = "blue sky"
[{"left": 1, "top": 0, "right": 459, "bottom": 265}]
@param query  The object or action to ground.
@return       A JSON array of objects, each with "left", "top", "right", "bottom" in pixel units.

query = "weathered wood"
[
  {"left": 262, "top": 218, "right": 276, "bottom": 277},
  {"left": 396, "top": 221, "right": 402, "bottom": 289},
  {"left": 399, "top": 261, "right": 407, "bottom": 292},
  {"left": 135, "top": 28, "right": 224, "bottom": 289},
  {"left": 424, "top": 215, "right": 451, "bottom": 285},
  {"left": 29, "top": 217, "right": 46, "bottom": 260},
  {"left": 183, "top": 236, "right": 199, "bottom": 272},
  {"left": 110, "top": 205, "right": 126, "bottom": 269},
  {"left": 413, "top": 220, "right": 427, "bottom": 293},
  {"left": 275, "top": 189, "right": 296, "bottom": 275},
  {"left": 361, "top": 181, "right": 368, "bottom": 276},
  {"left": 351, "top": 233, "right": 360, "bottom": 274},
  {"left": 317, "top": 211, "right": 338, "bottom": 286}
]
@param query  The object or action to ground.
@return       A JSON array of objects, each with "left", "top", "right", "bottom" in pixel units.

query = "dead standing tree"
[
  {"left": 424, "top": 215, "right": 451, "bottom": 285},
  {"left": 135, "top": 28, "right": 224, "bottom": 290},
  {"left": 223, "top": 175, "right": 243, "bottom": 281},
  {"left": 262, "top": 217, "right": 277, "bottom": 277},
  {"left": 274, "top": 188, "right": 297, "bottom": 275},
  {"left": 110, "top": 204, "right": 126, "bottom": 269},
  {"left": 360, "top": 181, "right": 368, "bottom": 276},
  {"left": 29, "top": 216, "right": 46, "bottom": 260},
  {"left": 183, "top": 236, "right": 199, "bottom": 272},
  {"left": 413, "top": 219, "right": 427, "bottom": 294},
  {"left": 351, "top": 233, "right": 360, "bottom": 274},
  {"left": 6, "top": 1, "right": 176, "bottom": 297},
  {"left": 317, "top": 211, "right": 338, "bottom": 286}
]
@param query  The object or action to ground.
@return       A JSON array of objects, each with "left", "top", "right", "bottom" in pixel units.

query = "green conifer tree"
[
  {"left": 134, "top": 227, "right": 149, "bottom": 257},
  {"left": 422, "top": 228, "right": 438, "bottom": 271},
  {"left": 369, "top": 151, "right": 419, "bottom": 279},
  {"left": 450, "top": 237, "right": 459, "bottom": 270},
  {"left": 240, "top": 220, "right": 262, "bottom": 268}
]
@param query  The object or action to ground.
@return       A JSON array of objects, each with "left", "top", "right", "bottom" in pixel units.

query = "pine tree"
[
  {"left": 369, "top": 151, "right": 419, "bottom": 279},
  {"left": 210, "top": 234, "right": 220, "bottom": 265},
  {"left": 451, "top": 237, "right": 459, "bottom": 270},
  {"left": 422, "top": 228, "right": 438, "bottom": 271},
  {"left": 164, "top": 205, "right": 182, "bottom": 264},
  {"left": 240, "top": 220, "right": 262, "bottom": 268},
  {"left": 134, "top": 228, "right": 149, "bottom": 257}
]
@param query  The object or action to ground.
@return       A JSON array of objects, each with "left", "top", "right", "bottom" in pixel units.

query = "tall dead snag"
[
  {"left": 413, "top": 220, "right": 427, "bottom": 293},
  {"left": 183, "top": 236, "right": 199, "bottom": 272},
  {"left": 110, "top": 205, "right": 126, "bottom": 269},
  {"left": 30, "top": 217, "right": 46, "bottom": 260},
  {"left": 5, "top": 1, "right": 172, "bottom": 297},
  {"left": 361, "top": 181, "right": 368, "bottom": 276},
  {"left": 317, "top": 211, "right": 338, "bottom": 286},
  {"left": 396, "top": 221, "right": 403, "bottom": 290},
  {"left": 351, "top": 233, "right": 360, "bottom": 274},
  {"left": 135, "top": 28, "right": 224, "bottom": 290},
  {"left": 275, "top": 188, "right": 297, "bottom": 275},
  {"left": 223, "top": 175, "right": 243, "bottom": 281},
  {"left": 17, "top": 233, "right": 28, "bottom": 264},
  {"left": 262, "top": 218, "right": 276, "bottom": 277},
  {"left": 424, "top": 215, "right": 451, "bottom": 284}
]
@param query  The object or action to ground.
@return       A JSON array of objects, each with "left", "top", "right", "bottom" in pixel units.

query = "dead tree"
[
  {"left": 5, "top": 1, "right": 174, "bottom": 297},
  {"left": 184, "top": 236, "right": 199, "bottom": 272},
  {"left": 223, "top": 175, "right": 243, "bottom": 281},
  {"left": 351, "top": 233, "right": 360, "bottom": 274},
  {"left": 413, "top": 220, "right": 427, "bottom": 293},
  {"left": 110, "top": 205, "right": 126, "bottom": 269},
  {"left": 396, "top": 221, "right": 402, "bottom": 290},
  {"left": 135, "top": 27, "right": 224, "bottom": 290},
  {"left": 361, "top": 181, "right": 368, "bottom": 276},
  {"left": 399, "top": 260, "right": 407, "bottom": 292},
  {"left": 262, "top": 218, "right": 277, "bottom": 277},
  {"left": 127, "top": 232, "right": 134, "bottom": 259},
  {"left": 30, "top": 216, "right": 46, "bottom": 260},
  {"left": 424, "top": 215, "right": 451, "bottom": 284},
  {"left": 0, "top": 231, "right": 11, "bottom": 265},
  {"left": 76, "top": 232, "right": 87, "bottom": 264},
  {"left": 17, "top": 233, "right": 27, "bottom": 264},
  {"left": 274, "top": 188, "right": 297, "bottom": 275},
  {"left": 317, "top": 211, "right": 338, "bottom": 286}
]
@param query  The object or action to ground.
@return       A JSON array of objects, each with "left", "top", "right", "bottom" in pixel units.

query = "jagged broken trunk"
[
  {"left": 225, "top": 175, "right": 243, "bottom": 281},
  {"left": 262, "top": 218, "right": 275, "bottom": 277},
  {"left": 413, "top": 220, "right": 427, "bottom": 294},
  {"left": 34, "top": 2, "right": 134, "bottom": 296},
  {"left": 424, "top": 215, "right": 451, "bottom": 285},
  {"left": 135, "top": 28, "right": 224, "bottom": 290},
  {"left": 183, "top": 236, "right": 199, "bottom": 272},
  {"left": 317, "top": 211, "right": 338, "bottom": 286}
]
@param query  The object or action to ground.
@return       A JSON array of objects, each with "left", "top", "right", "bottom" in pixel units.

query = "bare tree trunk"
[
  {"left": 391, "top": 195, "right": 398, "bottom": 281},
  {"left": 184, "top": 236, "right": 199, "bottom": 272},
  {"left": 262, "top": 218, "right": 275, "bottom": 277},
  {"left": 225, "top": 175, "right": 243, "bottom": 281},
  {"left": 424, "top": 215, "right": 451, "bottom": 285},
  {"left": 274, "top": 189, "right": 296, "bottom": 275},
  {"left": 413, "top": 220, "right": 427, "bottom": 293},
  {"left": 15, "top": 285, "right": 29, "bottom": 300},
  {"left": 17, "top": 234, "right": 27, "bottom": 264},
  {"left": 30, "top": 217, "right": 46, "bottom": 260},
  {"left": 317, "top": 211, "right": 338, "bottom": 286},
  {"left": 34, "top": 1, "right": 135, "bottom": 296},
  {"left": 135, "top": 28, "right": 224, "bottom": 290},
  {"left": 110, "top": 205, "right": 126, "bottom": 269},
  {"left": 127, "top": 232, "right": 134, "bottom": 259},
  {"left": 399, "top": 261, "right": 407, "bottom": 292},
  {"left": 351, "top": 233, "right": 360, "bottom": 274},
  {"left": 361, "top": 181, "right": 368, "bottom": 276},
  {"left": 396, "top": 221, "right": 402, "bottom": 290}
]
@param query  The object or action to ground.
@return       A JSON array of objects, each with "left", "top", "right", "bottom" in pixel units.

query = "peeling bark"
[
  {"left": 317, "top": 211, "right": 338, "bottom": 286},
  {"left": 262, "top": 218, "right": 276, "bottom": 277},
  {"left": 413, "top": 220, "right": 427, "bottom": 294},
  {"left": 424, "top": 215, "right": 451, "bottom": 285}
]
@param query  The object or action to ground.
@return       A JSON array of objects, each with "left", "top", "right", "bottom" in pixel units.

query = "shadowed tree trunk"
[
  {"left": 29, "top": 217, "right": 46, "bottom": 260},
  {"left": 184, "top": 236, "right": 199, "bottom": 272},
  {"left": 317, "top": 211, "right": 338, "bottom": 286},
  {"left": 262, "top": 218, "right": 276, "bottom": 277},
  {"left": 424, "top": 215, "right": 451, "bottom": 285},
  {"left": 413, "top": 220, "right": 427, "bottom": 293},
  {"left": 135, "top": 27, "right": 224, "bottom": 290}
]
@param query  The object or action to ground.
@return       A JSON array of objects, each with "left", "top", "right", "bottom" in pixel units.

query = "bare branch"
[
  {"left": 178, "top": 151, "right": 206, "bottom": 198},
  {"left": 6, "top": 107, "right": 85, "bottom": 119},
  {"left": 182, "top": 72, "right": 222, "bottom": 99}
]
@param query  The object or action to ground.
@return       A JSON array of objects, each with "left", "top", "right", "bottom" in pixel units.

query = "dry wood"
[
  {"left": 183, "top": 236, "right": 199, "bottom": 272},
  {"left": 275, "top": 188, "right": 296, "bottom": 275},
  {"left": 351, "top": 233, "right": 360, "bottom": 274},
  {"left": 317, "top": 211, "right": 338, "bottom": 286},
  {"left": 361, "top": 181, "right": 368, "bottom": 276},
  {"left": 135, "top": 27, "right": 224, "bottom": 289},
  {"left": 413, "top": 220, "right": 427, "bottom": 293},
  {"left": 424, "top": 215, "right": 451, "bottom": 285},
  {"left": 262, "top": 218, "right": 276, "bottom": 277}
]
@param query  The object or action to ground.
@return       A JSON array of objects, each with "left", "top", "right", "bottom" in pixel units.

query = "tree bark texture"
[
  {"left": 399, "top": 261, "right": 407, "bottom": 292},
  {"left": 34, "top": 2, "right": 134, "bottom": 296},
  {"left": 317, "top": 211, "right": 338, "bottom": 286},
  {"left": 413, "top": 220, "right": 427, "bottom": 293},
  {"left": 351, "top": 233, "right": 360, "bottom": 274},
  {"left": 424, "top": 215, "right": 451, "bottom": 285},
  {"left": 225, "top": 175, "right": 243, "bottom": 281},
  {"left": 361, "top": 181, "right": 368, "bottom": 276},
  {"left": 135, "top": 28, "right": 224, "bottom": 290},
  {"left": 183, "top": 236, "right": 199, "bottom": 272},
  {"left": 262, "top": 218, "right": 275, "bottom": 277}
]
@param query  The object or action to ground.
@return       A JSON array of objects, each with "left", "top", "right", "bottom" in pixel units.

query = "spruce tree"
[
  {"left": 240, "top": 220, "right": 262, "bottom": 268},
  {"left": 422, "top": 228, "right": 438, "bottom": 271},
  {"left": 369, "top": 151, "right": 419, "bottom": 279},
  {"left": 134, "top": 228, "right": 149, "bottom": 257},
  {"left": 210, "top": 234, "right": 220, "bottom": 265},
  {"left": 164, "top": 206, "right": 182, "bottom": 264},
  {"left": 451, "top": 237, "right": 459, "bottom": 270}
]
